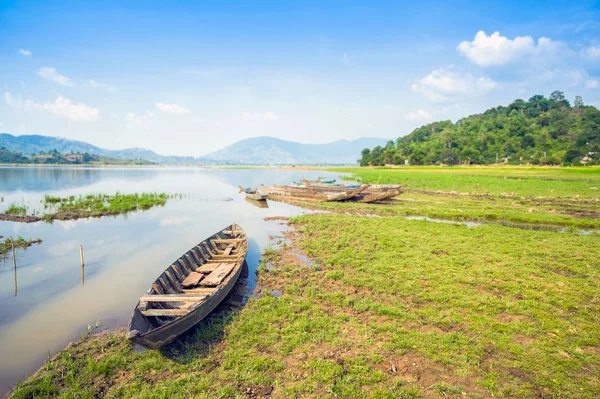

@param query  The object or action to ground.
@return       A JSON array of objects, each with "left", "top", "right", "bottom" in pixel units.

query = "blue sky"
[{"left": 1, "top": 0, "right": 599, "bottom": 156}]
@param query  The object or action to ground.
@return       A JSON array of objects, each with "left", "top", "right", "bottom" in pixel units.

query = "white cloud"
[
  {"left": 19, "top": 49, "right": 32, "bottom": 56},
  {"left": 87, "top": 80, "right": 118, "bottom": 92},
  {"left": 341, "top": 53, "right": 350, "bottom": 65},
  {"left": 5, "top": 92, "right": 99, "bottom": 121},
  {"left": 411, "top": 66, "right": 497, "bottom": 103},
  {"left": 404, "top": 109, "right": 433, "bottom": 121},
  {"left": 43, "top": 96, "right": 100, "bottom": 121},
  {"left": 38, "top": 67, "right": 74, "bottom": 87},
  {"left": 585, "top": 79, "right": 599, "bottom": 89},
  {"left": 126, "top": 111, "right": 153, "bottom": 128},
  {"left": 240, "top": 111, "right": 278, "bottom": 122},
  {"left": 365, "top": 122, "right": 374, "bottom": 130},
  {"left": 457, "top": 31, "right": 564, "bottom": 66},
  {"left": 264, "top": 111, "right": 277, "bottom": 121},
  {"left": 581, "top": 46, "right": 600, "bottom": 59},
  {"left": 155, "top": 102, "right": 189, "bottom": 115}
]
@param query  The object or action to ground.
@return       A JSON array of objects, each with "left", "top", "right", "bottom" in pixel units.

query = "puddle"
[
  {"left": 404, "top": 215, "right": 596, "bottom": 235},
  {"left": 271, "top": 289, "right": 283, "bottom": 297}
]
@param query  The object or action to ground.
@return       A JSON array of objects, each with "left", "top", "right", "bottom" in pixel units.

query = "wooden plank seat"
[
  {"left": 223, "top": 245, "right": 234, "bottom": 256},
  {"left": 140, "top": 294, "right": 208, "bottom": 302},
  {"left": 140, "top": 308, "right": 190, "bottom": 317},
  {"left": 183, "top": 286, "right": 218, "bottom": 294},
  {"left": 213, "top": 239, "right": 244, "bottom": 244},
  {"left": 181, "top": 272, "right": 204, "bottom": 288},
  {"left": 197, "top": 263, "right": 219, "bottom": 274},
  {"left": 201, "top": 262, "right": 235, "bottom": 286}
]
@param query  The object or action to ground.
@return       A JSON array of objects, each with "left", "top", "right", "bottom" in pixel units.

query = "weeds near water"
[{"left": 5, "top": 203, "right": 27, "bottom": 216}]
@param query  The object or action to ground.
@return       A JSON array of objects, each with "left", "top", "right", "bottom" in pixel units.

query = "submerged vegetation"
[
  {"left": 7, "top": 167, "right": 600, "bottom": 398},
  {"left": 0, "top": 192, "right": 170, "bottom": 222},
  {"left": 359, "top": 92, "right": 599, "bottom": 166},
  {"left": 0, "top": 237, "right": 43, "bottom": 257}
]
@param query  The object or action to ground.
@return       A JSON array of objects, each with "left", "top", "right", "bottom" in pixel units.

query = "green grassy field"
[
  {"left": 8, "top": 167, "right": 600, "bottom": 398},
  {"left": 331, "top": 166, "right": 600, "bottom": 198}
]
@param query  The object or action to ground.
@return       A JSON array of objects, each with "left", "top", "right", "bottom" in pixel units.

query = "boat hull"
[
  {"left": 127, "top": 263, "right": 243, "bottom": 349},
  {"left": 126, "top": 224, "right": 247, "bottom": 349}
]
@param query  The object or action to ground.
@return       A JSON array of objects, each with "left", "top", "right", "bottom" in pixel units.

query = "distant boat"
[
  {"left": 126, "top": 224, "right": 248, "bottom": 349},
  {"left": 245, "top": 197, "right": 269, "bottom": 208},
  {"left": 238, "top": 185, "right": 267, "bottom": 201}
]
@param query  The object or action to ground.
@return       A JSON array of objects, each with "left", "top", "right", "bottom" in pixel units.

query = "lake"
[{"left": 0, "top": 166, "right": 343, "bottom": 395}]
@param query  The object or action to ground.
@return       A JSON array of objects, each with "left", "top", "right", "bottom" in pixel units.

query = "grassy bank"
[
  {"left": 10, "top": 213, "right": 600, "bottom": 398},
  {"left": 330, "top": 166, "right": 600, "bottom": 198}
]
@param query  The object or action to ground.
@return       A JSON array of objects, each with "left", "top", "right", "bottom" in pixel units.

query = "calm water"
[{"left": 0, "top": 166, "right": 343, "bottom": 394}]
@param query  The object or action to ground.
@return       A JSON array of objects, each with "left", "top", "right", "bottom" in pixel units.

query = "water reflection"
[
  {"left": 245, "top": 198, "right": 269, "bottom": 208},
  {"left": 0, "top": 166, "right": 344, "bottom": 394}
]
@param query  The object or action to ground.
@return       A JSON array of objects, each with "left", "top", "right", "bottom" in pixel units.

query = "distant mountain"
[
  {"left": 202, "top": 136, "right": 389, "bottom": 165},
  {"left": 0, "top": 134, "right": 195, "bottom": 164},
  {"left": 0, "top": 133, "right": 389, "bottom": 165}
]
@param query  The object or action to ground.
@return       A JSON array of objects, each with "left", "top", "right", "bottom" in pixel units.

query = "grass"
[
  {"left": 330, "top": 166, "right": 600, "bottom": 198},
  {"left": 4, "top": 204, "right": 27, "bottom": 216},
  {"left": 2, "top": 192, "right": 170, "bottom": 221},
  {"left": 9, "top": 214, "right": 600, "bottom": 398},
  {"left": 0, "top": 236, "right": 43, "bottom": 257},
  {"left": 7, "top": 166, "right": 600, "bottom": 398}
]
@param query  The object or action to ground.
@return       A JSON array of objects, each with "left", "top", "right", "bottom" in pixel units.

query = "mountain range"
[{"left": 0, "top": 134, "right": 387, "bottom": 165}]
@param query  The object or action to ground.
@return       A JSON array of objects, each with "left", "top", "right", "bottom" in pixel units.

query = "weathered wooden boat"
[
  {"left": 239, "top": 185, "right": 267, "bottom": 201},
  {"left": 299, "top": 181, "right": 401, "bottom": 203},
  {"left": 126, "top": 224, "right": 248, "bottom": 349},
  {"left": 261, "top": 184, "right": 367, "bottom": 202},
  {"left": 341, "top": 184, "right": 401, "bottom": 203},
  {"left": 246, "top": 192, "right": 268, "bottom": 201}
]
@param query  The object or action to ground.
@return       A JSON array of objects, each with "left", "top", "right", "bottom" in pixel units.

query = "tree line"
[{"left": 359, "top": 91, "right": 599, "bottom": 166}]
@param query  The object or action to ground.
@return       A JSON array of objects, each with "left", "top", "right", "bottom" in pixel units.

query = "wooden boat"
[
  {"left": 126, "top": 224, "right": 248, "bottom": 349},
  {"left": 300, "top": 181, "right": 401, "bottom": 203},
  {"left": 239, "top": 185, "right": 267, "bottom": 201},
  {"left": 261, "top": 184, "right": 368, "bottom": 202}
]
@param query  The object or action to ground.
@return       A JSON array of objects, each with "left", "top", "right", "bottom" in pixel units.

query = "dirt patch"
[
  {"left": 240, "top": 384, "right": 273, "bottom": 398},
  {"left": 497, "top": 313, "right": 532, "bottom": 323},
  {"left": 0, "top": 213, "right": 41, "bottom": 223},
  {"left": 263, "top": 216, "right": 289, "bottom": 222},
  {"left": 514, "top": 334, "right": 534, "bottom": 345}
]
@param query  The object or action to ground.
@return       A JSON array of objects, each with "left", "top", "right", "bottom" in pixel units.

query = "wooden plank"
[
  {"left": 183, "top": 287, "right": 218, "bottom": 294},
  {"left": 152, "top": 283, "right": 165, "bottom": 295},
  {"left": 181, "top": 271, "right": 204, "bottom": 288},
  {"left": 197, "top": 263, "right": 219, "bottom": 274},
  {"left": 184, "top": 254, "right": 197, "bottom": 270},
  {"left": 140, "top": 308, "right": 189, "bottom": 317},
  {"left": 140, "top": 294, "right": 207, "bottom": 302},
  {"left": 165, "top": 270, "right": 183, "bottom": 293},
  {"left": 213, "top": 239, "right": 244, "bottom": 244},
  {"left": 177, "top": 259, "right": 190, "bottom": 274},
  {"left": 171, "top": 263, "right": 185, "bottom": 281},
  {"left": 223, "top": 244, "right": 234, "bottom": 256},
  {"left": 201, "top": 262, "right": 235, "bottom": 286}
]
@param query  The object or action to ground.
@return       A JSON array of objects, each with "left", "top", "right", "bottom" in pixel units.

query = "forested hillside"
[{"left": 359, "top": 91, "right": 599, "bottom": 166}]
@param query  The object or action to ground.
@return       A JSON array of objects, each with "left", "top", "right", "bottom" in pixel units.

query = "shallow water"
[{"left": 0, "top": 166, "right": 343, "bottom": 394}]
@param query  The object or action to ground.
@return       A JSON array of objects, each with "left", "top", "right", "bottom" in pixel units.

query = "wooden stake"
[
  {"left": 12, "top": 237, "right": 17, "bottom": 297},
  {"left": 80, "top": 245, "right": 85, "bottom": 285}
]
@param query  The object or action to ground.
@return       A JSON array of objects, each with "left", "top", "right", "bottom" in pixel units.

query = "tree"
[
  {"left": 440, "top": 149, "right": 459, "bottom": 165},
  {"left": 359, "top": 148, "right": 371, "bottom": 166},
  {"left": 574, "top": 96, "right": 584, "bottom": 109},
  {"left": 550, "top": 90, "right": 565, "bottom": 102}
]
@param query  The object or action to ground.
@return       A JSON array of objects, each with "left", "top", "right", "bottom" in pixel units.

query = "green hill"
[{"left": 359, "top": 91, "right": 600, "bottom": 166}]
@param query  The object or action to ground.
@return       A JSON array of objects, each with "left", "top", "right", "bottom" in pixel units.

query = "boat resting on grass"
[
  {"left": 261, "top": 184, "right": 368, "bottom": 202},
  {"left": 126, "top": 224, "right": 248, "bottom": 349},
  {"left": 300, "top": 180, "right": 401, "bottom": 203}
]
